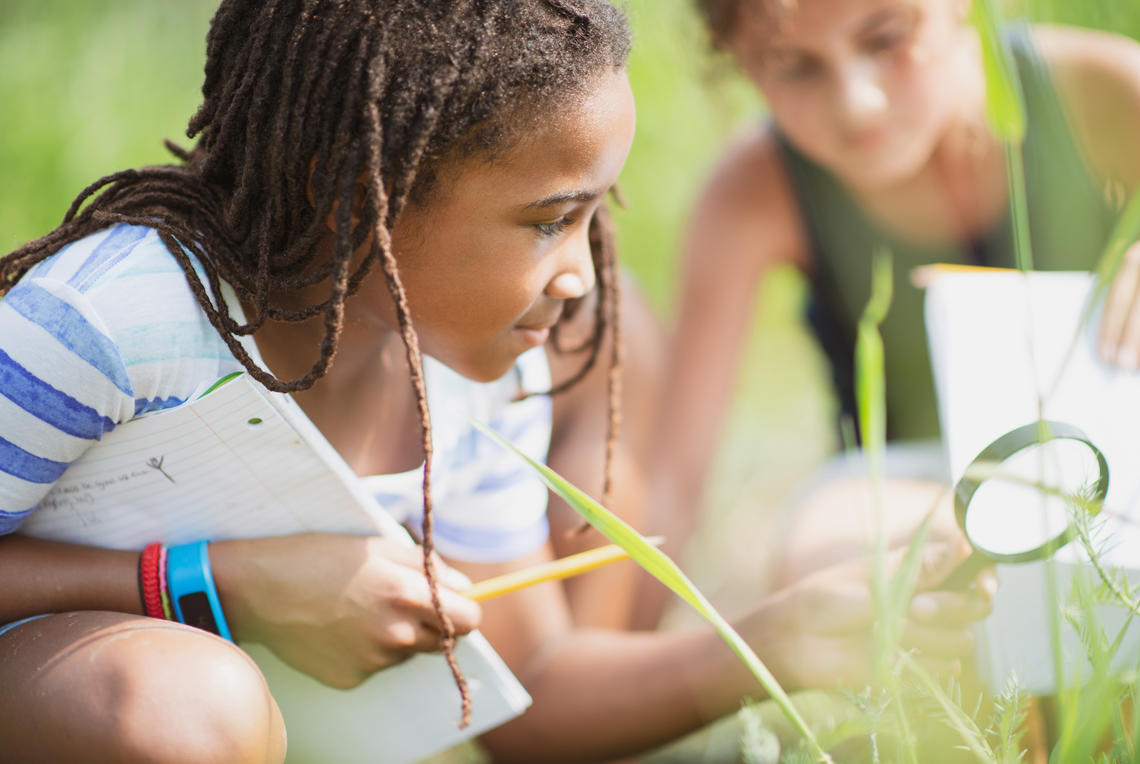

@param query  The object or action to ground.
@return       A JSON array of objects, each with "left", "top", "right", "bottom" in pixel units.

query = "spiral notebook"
[
  {"left": 925, "top": 270, "right": 1140, "bottom": 693},
  {"left": 19, "top": 372, "right": 531, "bottom": 764}
]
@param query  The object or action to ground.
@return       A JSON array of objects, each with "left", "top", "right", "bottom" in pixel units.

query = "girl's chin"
[
  {"left": 440, "top": 330, "right": 550, "bottom": 384},
  {"left": 834, "top": 145, "right": 931, "bottom": 191},
  {"left": 450, "top": 351, "right": 527, "bottom": 384}
]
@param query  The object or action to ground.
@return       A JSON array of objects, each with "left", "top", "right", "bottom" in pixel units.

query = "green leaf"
[
  {"left": 471, "top": 420, "right": 832, "bottom": 763},
  {"left": 900, "top": 654, "right": 994, "bottom": 762},
  {"left": 969, "top": 0, "right": 1026, "bottom": 144},
  {"left": 1090, "top": 188, "right": 1140, "bottom": 314},
  {"left": 854, "top": 251, "right": 892, "bottom": 474}
]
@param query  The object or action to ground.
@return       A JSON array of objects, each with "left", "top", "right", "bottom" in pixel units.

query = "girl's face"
[
  {"left": 376, "top": 69, "right": 636, "bottom": 383},
  {"left": 730, "top": 0, "right": 973, "bottom": 189}
]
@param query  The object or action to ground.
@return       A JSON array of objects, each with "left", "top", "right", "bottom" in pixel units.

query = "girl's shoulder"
[
  {"left": 25, "top": 225, "right": 185, "bottom": 293},
  {"left": 686, "top": 123, "right": 810, "bottom": 274},
  {"left": 13, "top": 223, "right": 241, "bottom": 415},
  {"left": 1030, "top": 23, "right": 1140, "bottom": 189},
  {"left": 21, "top": 224, "right": 222, "bottom": 346}
]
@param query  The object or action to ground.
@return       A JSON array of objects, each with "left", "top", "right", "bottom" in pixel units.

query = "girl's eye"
[
  {"left": 861, "top": 12, "right": 918, "bottom": 54},
  {"left": 864, "top": 29, "right": 906, "bottom": 53},
  {"left": 765, "top": 52, "right": 822, "bottom": 81},
  {"left": 535, "top": 216, "right": 574, "bottom": 237}
]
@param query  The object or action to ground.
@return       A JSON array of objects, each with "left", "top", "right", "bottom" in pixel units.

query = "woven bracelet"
[{"left": 138, "top": 542, "right": 167, "bottom": 620}]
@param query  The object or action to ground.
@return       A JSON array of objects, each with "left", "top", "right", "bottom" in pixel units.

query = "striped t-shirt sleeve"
[{"left": 0, "top": 275, "right": 135, "bottom": 533}]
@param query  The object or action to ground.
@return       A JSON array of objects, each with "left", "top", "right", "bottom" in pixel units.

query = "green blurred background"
[{"left": 1, "top": 0, "right": 1139, "bottom": 612}]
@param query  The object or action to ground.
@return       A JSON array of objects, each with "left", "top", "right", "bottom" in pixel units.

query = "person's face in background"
[{"left": 729, "top": 0, "right": 977, "bottom": 190}]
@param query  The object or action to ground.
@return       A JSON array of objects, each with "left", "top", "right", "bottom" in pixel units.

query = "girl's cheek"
[
  {"left": 771, "top": 91, "right": 831, "bottom": 145},
  {"left": 768, "top": 85, "right": 817, "bottom": 125}
]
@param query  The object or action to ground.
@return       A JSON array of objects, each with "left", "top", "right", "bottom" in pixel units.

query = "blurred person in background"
[{"left": 638, "top": 0, "right": 1140, "bottom": 630}]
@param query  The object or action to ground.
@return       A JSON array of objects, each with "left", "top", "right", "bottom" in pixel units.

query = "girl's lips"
[
  {"left": 512, "top": 325, "right": 551, "bottom": 348},
  {"left": 513, "top": 307, "right": 563, "bottom": 335},
  {"left": 847, "top": 125, "right": 890, "bottom": 150}
]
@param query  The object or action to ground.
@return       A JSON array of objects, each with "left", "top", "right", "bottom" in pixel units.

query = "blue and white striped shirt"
[{"left": 0, "top": 224, "right": 551, "bottom": 562}]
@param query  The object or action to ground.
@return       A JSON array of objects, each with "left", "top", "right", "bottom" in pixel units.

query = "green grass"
[
  {"left": 5, "top": 2, "right": 1140, "bottom": 761},
  {"left": 0, "top": 1, "right": 215, "bottom": 252}
]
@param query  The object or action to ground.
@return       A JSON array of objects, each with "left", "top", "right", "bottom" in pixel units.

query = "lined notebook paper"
[
  {"left": 20, "top": 373, "right": 531, "bottom": 764},
  {"left": 925, "top": 271, "right": 1140, "bottom": 693}
]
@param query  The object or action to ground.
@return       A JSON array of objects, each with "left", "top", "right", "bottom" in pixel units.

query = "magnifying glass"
[{"left": 941, "top": 420, "right": 1109, "bottom": 591}]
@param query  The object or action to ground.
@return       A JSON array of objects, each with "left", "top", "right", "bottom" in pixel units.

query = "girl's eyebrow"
[
  {"left": 857, "top": 6, "right": 915, "bottom": 35},
  {"left": 522, "top": 189, "right": 601, "bottom": 210}
]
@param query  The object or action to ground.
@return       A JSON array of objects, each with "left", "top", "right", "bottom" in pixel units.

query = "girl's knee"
[
  {"left": 2, "top": 613, "right": 285, "bottom": 764},
  {"left": 110, "top": 625, "right": 287, "bottom": 763}
]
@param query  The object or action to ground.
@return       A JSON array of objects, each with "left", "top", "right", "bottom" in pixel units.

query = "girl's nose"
[
  {"left": 835, "top": 61, "right": 888, "bottom": 130},
  {"left": 546, "top": 235, "right": 597, "bottom": 300}
]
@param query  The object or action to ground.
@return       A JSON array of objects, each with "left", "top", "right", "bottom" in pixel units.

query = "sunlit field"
[{"left": 3, "top": 1, "right": 1140, "bottom": 761}]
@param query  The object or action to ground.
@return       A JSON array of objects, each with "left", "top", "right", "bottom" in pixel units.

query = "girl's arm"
[
  {"left": 0, "top": 536, "right": 141, "bottom": 622},
  {"left": 0, "top": 530, "right": 482, "bottom": 688},
  {"left": 1034, "top": 24, "right": 1140, "bottom": 196},
  {"left": 633, "top": 127, "right": 810, "bottom": 628},
  {"left": 0, "top": 269, "right": 481, "bottom": 684},
  {"left": 460, "top": 535, "right": 986, "bottom": 763}
]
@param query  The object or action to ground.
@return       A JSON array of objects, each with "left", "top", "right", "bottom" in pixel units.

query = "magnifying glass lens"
[
  {"left": 964, "top": 438, "right": 1101, "bottom": 557},
  {"left": 943, "top": 421, "right": 1108, "bottom": 591}
]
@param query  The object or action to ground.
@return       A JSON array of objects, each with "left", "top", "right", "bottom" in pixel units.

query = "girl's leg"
[{"left": 0, "top": 611, "right": 286, "bottom": 764}]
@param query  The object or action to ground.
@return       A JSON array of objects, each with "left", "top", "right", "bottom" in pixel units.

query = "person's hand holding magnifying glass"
[{"left": 941, "top": 420, "right": 1109, "bottom": 591}]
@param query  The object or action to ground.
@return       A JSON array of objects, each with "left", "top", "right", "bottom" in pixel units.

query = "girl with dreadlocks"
[
  {"left": 0, "top": 1, "right": 985, "bottom": 761},
  {"left": 634, "top": 0, "right": 1140, "bottom": 628}
]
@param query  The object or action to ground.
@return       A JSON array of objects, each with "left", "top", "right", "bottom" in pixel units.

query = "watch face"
[{"left": 178, "top": 591, "right": 220, "bottom": 635}]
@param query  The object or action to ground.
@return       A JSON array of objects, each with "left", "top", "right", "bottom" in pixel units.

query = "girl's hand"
[
  {"left": 746, "top": 540, "right": 994, "bottom": 692},
  {"left": 211, "top": 533, "right": 482, "bottom": 689},
  {"left": 1099, "top": 240, "right": 1140, "bottom": 368}
]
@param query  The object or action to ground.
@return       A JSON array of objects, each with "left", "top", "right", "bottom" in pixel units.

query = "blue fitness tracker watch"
[{"left": 166, "top": 540, "right": 233, "bottom": 641}]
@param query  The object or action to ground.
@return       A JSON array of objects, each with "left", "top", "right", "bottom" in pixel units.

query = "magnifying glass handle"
[{"left": 940, "top": 551, "right": 993, "bottom": 592}]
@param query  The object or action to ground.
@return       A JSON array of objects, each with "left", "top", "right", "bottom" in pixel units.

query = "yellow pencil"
[{"left": 464, "top": 537, "right": 665, "bottom": 602}]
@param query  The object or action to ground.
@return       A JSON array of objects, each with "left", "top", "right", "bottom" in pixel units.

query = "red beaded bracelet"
[{"left": 139, "top": 543, "right": 167, "bottom": 620}]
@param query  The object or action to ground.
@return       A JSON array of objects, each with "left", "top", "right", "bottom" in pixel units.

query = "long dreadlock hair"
[{"left": 0, "top": 0, "right": 631, "bottom": 726}]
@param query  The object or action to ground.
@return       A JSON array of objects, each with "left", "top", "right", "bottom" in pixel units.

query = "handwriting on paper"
[{"left": 38, "top": 468, "right": 160, "bottom": 521}]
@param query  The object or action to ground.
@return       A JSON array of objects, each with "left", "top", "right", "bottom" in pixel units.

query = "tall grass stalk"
[
  {"left": 855, "top": 252, "right": 958, "bottom": 762},
  {"left": 472, "top": 422, "right": 833, "bottom": 762},
  {"left": 970, "top": 0, "right": 1035, "bottom": 275},
  {"left": 1048, "top": 187, "right": 1140, "bottom": 401},
  {"left": 837, "top": 2, "right": 1140, "bottom": 759},
  {"left": 899, "top": 653, "right": 992, "bottom": 761},
  {"left": 852, "top": 251, "right": 898, "bottom": 686},
  {"left": 857, "top": 256, "right": 922, "bottom": 763},
  {"left": 968, "top": 0, "right": 1084, "bottom": 723}
]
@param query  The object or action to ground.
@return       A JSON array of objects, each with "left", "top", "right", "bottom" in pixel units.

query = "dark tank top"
[{"left": 776, "top": 24, "right": 1116, "bottom": 442}]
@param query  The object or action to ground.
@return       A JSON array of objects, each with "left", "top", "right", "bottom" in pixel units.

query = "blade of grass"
[
  {"left": 855, "top": 251, "right": 895, "bottom": 684},
  {"left": 855, "top": 251, "right": 892, "bottom": 474},
  {"left": 970, "top": 0, "right": 1074, "bottom": 729},
  {"left": 1089, "top": 188, "right": 1140, "bottom": 308},
  {"left": 855, "top": 251, "right": 926, "bottom": 762},
  {"left": 969, "top": 0, "right": 1026, "bottom": 144},
  {"left": 971, "top": 0, "right": 1035, "bottom": 273},
  {"left": 471, "top": 420, "right": 832, "bottom": 763},
  {"left": 1047, "top": 187, "right": 1140, "bottom": 399},
  {"left": 899, "top": 653, "right": 993, "bottom": 762}
]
